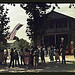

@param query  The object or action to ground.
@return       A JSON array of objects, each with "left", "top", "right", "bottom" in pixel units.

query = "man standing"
[
  {"left": 40, "top": 45, "right": 45, "bottom": 63},
  {"left": 49, "top": 45, "right": 54, "bottom": 62},
  {"left": 19, "top": 48, "right": 25, "bottom": 65},
  {"left": 14, "top": 50, "right": 20, "bottom": 66},
  {"left": 61, "top": 37, "right": 66, "bottom": 64},
  {"left": 9, "top": 48, "right": 15, "bottom": 68},
  {"left": 33, "top": 47, "right": 39, "bottom": 69}
]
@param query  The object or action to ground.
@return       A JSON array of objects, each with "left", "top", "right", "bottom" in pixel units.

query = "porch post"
[
  {"left": 67, "top": 20, "right": 69, "bottom": 45},
  {"left": 54, "top": 20, "right": 56, "bottom": 46},
  {"left": 42, "top": 35, "right": 44, "bottom": 45},
  {"left": 55, "top": 34, "right": 56, "bottom": 46}
]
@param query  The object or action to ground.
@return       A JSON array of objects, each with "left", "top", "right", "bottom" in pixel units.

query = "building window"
[
  {"left": 69, "top": 21, "right": 71, "bottom": 28},
  {"left": 56, "top": 19, "right": 67, "bottom": 28},
  {"left": 63, "top": 20, "right": 67, "bottom": 27},
  {"left": 49, "top": 20, "right": 55, "bottom": 29}
]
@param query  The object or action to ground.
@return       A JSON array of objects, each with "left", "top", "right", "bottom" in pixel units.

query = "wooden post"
[
  {"left": 55, "top": 34, "right": 56, "bottom": 46},
  {"left": 42, "top": 35, "right": 44, "bottom": 45}
]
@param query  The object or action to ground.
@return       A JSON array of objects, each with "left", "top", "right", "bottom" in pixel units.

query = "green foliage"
[
  {"left": 20, "top": 3, "right": 75, "bottom": 46},
  {"left": 18, "top": 38, "right": 30, "bottom": 49},
  {"left": 20, "top": 3, "right": 61, "bottom": 46},
  {"left": 20, "top": 3, "right": 51, "bottom": 45},
  {"left": 0, "top": 4, "right": 10, "bottom": 50},
  {"left": 0, "top": 42, "right": 6, "bottom": 50}
]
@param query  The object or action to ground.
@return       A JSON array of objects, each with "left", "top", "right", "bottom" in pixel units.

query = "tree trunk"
[{"left": 0, "top": 52, "right": 4, "bottom": 64}]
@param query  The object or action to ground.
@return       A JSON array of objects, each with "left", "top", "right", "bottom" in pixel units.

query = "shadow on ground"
[
  {"left": 37, "top": 61, "right": 75, "bottom": 72},
  {"left": 0, "top": 61, "right": 75, "bottom": 72}
]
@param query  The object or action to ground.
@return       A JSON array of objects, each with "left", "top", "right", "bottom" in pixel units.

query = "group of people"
[
  {"left": 48, "top": 45, "right": 66, "bottom": 64},
  {"left": 9, "top": 48, "right": 20, "bottom": 68},
  {"left": 3, "top": 47, "right": 39, "bottom": 68},
  {"left": 47, "top": 37, "right": 66, "bottom": 64},
  {"left": 2, "top": 37, "right": 67, "bottom": 69}
]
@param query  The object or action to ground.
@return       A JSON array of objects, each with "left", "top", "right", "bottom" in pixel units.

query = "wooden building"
[{"left": 36, "top": 11, "right": 75, "bottom": 49}]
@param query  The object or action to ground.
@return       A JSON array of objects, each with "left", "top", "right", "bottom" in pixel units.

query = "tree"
[
  {"left": 20, "top": 3, "right": 75, "bottom": 46},
  {"left": 0, "top": 4, "right": 10, "bottom": 50},
  {"left": 9, "top": 3, "right": 75, "bottom": 46},
  {"left": 20, "top": 3, "right": 61, "bottom": 46},
  {"left": 18, "top": 38, "right": 30, "bottom": 49}
]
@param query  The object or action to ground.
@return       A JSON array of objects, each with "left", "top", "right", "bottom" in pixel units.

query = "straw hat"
[
  {"left": 71, "top": 41, "right": 74, "bottom": 44},
  {"left": 61, "top": 37, "right": 64, "bottom": 41}
]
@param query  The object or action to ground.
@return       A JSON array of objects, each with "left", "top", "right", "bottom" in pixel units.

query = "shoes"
[
  {"left": 12, "top": 65, "right": 14, "bottom": 68},
  {"left": 26, "top": 66, "right": 28, "bottom": 69}
]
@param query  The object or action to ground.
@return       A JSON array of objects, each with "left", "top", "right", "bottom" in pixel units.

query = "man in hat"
[{"left": 61, "top": 37, "right": 66, "bottom": 64}]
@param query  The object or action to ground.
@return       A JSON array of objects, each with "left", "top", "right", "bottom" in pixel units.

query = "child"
[{"left": 54, "top": 48, "right": 60, "bottom": 63}]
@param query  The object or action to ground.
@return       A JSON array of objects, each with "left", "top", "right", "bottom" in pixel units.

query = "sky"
[{"left": 4, "top": 3, "right": 75, "bottom": 43}]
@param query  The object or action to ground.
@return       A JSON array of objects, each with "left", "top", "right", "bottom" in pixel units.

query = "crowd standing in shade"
[{"left": 2, "top": 38, "right": 75, "bottom": 69}]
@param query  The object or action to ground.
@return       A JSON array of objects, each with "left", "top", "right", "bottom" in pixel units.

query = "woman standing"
[
  {"left": 24, "top": 48, "right": 30, "bottom": 68},
  {"left": 49, "top": 45, "right": 54, "bottom": 62}
]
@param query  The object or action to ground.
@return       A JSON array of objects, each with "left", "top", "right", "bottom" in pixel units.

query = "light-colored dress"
[
  {"left": 55, "top": 49, "right": 60, "bottom": 60},
  {"left": 24, "top": 52, "right": 30, "bottom": 65}
]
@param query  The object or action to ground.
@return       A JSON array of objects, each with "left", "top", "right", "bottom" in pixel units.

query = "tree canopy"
[
  {"left": 18, "top": 38, "right": 30, "bottom": 49},
  {"left": 20, "top": 3, "right": 60, "bottom": 46},
  {"left": 9, "top": 3, "right": 75, "bottom": 47},
  {"left": 0, "top": 4, "right": 10, "bottom": 50}
]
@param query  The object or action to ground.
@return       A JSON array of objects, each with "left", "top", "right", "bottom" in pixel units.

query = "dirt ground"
[{"left": 0, "top": 55, "right": 75, "bottom": 72}]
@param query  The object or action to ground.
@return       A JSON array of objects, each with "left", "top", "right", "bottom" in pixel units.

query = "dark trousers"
[
  {"left": 31, "top": 56, "right": 34, "bottom": 66},
  {"left": 9, "top": 58, "right": 14, "bottom": 67},
  {"left": 4, "top": 57, "right": 7, "bottom": 66},
  {"left": 41, "top": 56, "right": 45, "bottom": 63},
  {"left": 34, "top": 56, "right": 39, "bottom": 68},
  {"left": 21, "top": 56, "right": 25, "bottom": 65},
  {"left": 50, "top": 55, "right": 54, "bottom": 61},
  {"left": 62, "top": 55, "right": 66, "bottom": 64},
  {"left": 15, "top": 59, "right": 20, "bottom": 66}
]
